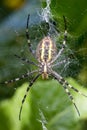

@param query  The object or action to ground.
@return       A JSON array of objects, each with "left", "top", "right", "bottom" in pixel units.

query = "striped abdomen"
[{"left": 36, "top": 36, "right": 57, "bottom": 63}]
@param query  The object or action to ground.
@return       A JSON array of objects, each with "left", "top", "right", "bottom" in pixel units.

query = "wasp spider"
[{"left": 1, "top": 14, "right": 87, "bottom": 120}]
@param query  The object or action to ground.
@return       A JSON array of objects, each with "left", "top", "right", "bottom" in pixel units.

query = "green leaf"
[
  {"left": 51, "top": 0, "right": 87, "bottom": 35},
  {"left": 0, "top": 79, "right": 87, "bottom": 130}
]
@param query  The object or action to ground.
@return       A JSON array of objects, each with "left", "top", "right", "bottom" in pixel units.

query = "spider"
[{"left": 1, "top": 14, "right": 87, "bottom": 120}]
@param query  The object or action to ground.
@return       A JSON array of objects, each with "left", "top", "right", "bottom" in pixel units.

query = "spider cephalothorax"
[{"left": 1, "top": 14, "right": 87, "bottom": 120}]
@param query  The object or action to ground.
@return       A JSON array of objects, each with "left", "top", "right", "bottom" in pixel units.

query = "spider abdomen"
[{"left": 36, "top": 36, "right": 57, "bottom": 63}]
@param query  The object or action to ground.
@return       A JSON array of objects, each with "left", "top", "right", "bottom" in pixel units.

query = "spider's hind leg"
[
  {"left": 66, "top": 82, "right": 87, "bottom": 97},
  {"left": 51, "top": 70, "right": 80, "bottom": 116},
  {"left": 0, "top": 70, "right": 38, "bottom": 85},
  {"left": 58, "top": 76, "right": 80, "bottom": 116},
  {"left": 63, "top": 85, "right": 80, "bottom": 116},
  {"left": 19, "top": 73, "right": 41, "bottom": 120}
]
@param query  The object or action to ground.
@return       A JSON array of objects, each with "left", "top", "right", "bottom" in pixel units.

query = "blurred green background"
[{"left": 0, "top": 0, "right": 87, "bottom": 130}]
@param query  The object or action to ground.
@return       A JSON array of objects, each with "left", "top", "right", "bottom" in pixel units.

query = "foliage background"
[{"left": 0, "top": 0, "right": 87, "bottom": 130}]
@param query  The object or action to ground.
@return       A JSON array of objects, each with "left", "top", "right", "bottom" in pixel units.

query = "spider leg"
[
  {"left": 66, "top": 82, "right": 87, "bottom": 97},
  {"left": 50, "top": 45, "right": 65, "bottom": 64},
  {"left": 26, "top": 14, "right": 35, "bottom": 55},
  {"left": 53, "top": 70, "right": 87, "bottom": 97},
  {"left": 51, "top": 70, "right": 80, "bottom": 116},
  {"left": 14, "top": 54, "right": 38, "bottom": 66},
  {"left": 62, "top": 85, "right": 80, "bottom": 116},
  {"left": 52, "top": 58, "right": 69, "bottom": 67},
  {"left": 0, "top": 70, "right": 38, "bottom": 84},
  {"left": 51, "top": 16, "right": 67, "bottom": 64},
  {"left": 19, "top": 73, "right": 41, "bottom": 120},
  {"left": 63, "top": 15, "right": 67, "bottom": 42}
]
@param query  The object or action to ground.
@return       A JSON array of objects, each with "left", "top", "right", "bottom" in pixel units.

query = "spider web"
[
  {"left": 0, "top": 0, "right": 81, "bottom": 84},
  {"left": 0, "top": 0, "right": 87, "bottom": 129},
  {"left": 0, "top": 1, "right": 41, "bottom": 83},
  {"left": 0, "top": 1, "right": 42, "bottom": 99},
  {"left": 39, "top": 0, "right": 80, "bottom": 79},
  {"left": 37, "top": 1, "right": 87, "bottom": 127}
]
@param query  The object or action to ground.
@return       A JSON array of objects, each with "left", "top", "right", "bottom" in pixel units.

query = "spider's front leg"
[
  {"left": 26, "top": 14, "right": 35, "bottom": 55},
  {"left": 51, "top": 16, "right": 68, "bottom": 64},
  {"left": 52, "top": 58, "right": 70, "bottom": 67},
  {"left": 14, "top": 54, "right": 38, "bottom": 66}
]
